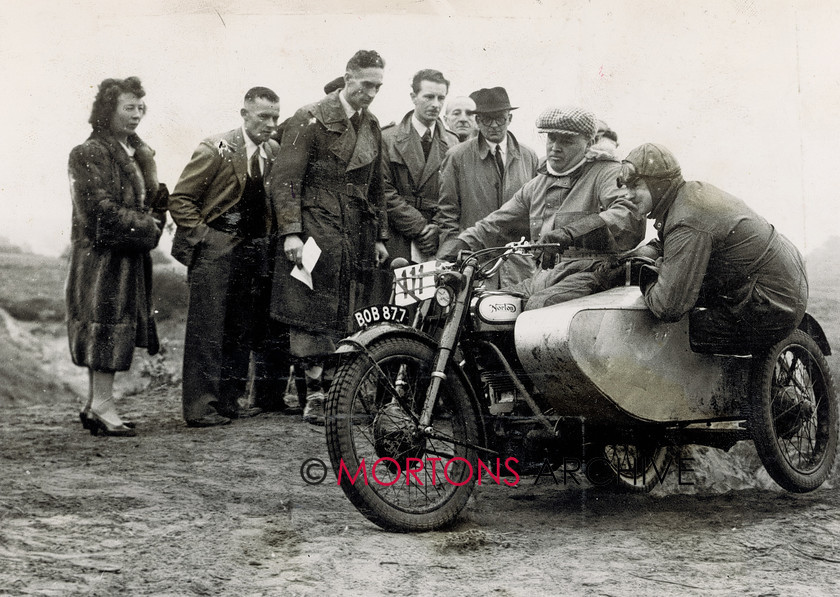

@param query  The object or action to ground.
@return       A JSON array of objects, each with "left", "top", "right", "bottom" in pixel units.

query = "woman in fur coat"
[{"left": 66, "top": 76, "right": 167, "bottom": 436}]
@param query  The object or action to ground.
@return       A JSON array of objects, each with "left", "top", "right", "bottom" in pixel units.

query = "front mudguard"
[
  {"left": 330, "top": 322, "right": 488, "bottom": 450},
  {"left": 333, "top": 322, "right": 431, "bottom": 358},
  {"left": 799, "top": 313, "right": 831, "bottom": 356}
]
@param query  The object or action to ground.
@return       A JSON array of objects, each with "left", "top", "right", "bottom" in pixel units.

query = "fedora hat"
[{"left": 469, "top": 87, "right": 518, "bottom": 114}]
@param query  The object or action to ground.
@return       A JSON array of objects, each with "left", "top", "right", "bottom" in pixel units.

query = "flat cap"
[{"left": 536, "top": 106, "right": 597, "bottom": 139}]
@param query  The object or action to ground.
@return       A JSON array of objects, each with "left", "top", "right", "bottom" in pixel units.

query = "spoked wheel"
[
  {"left": 588, "top": 441, "right": 672, "bottom": 493},
  {"left": 326, "top": 337, "right": 480, "bottom": 531},
  {"left": 748, "top": 329, "right": 838, "bottom": 492}
]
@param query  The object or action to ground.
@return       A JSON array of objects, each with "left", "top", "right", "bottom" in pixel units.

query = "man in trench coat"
[
  {"left": 267, "top": 50, "right": 390, "bottom": 424},
  {"left": 434, "top": 86, "right": 539, "bottom": 287},
  {"left": 382, "top": 69, "right": 459, "bottom": 263}
]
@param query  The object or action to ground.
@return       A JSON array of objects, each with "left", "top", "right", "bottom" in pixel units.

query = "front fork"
[{"left": 418, "top": 264, "right": 475, "bottom": 428}]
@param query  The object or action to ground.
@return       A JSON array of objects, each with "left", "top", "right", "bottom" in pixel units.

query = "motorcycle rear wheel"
[
  {"left": 326, "top": 337, "right": 480, "bottom": 532},
  {"left": 748, "top": 329, "right": 838, "bottom": 492}
]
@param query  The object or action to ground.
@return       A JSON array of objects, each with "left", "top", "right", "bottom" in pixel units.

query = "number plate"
[
  {"left": 353, "top": 304, "right": 409, "bottom": 329},
  {"left": 392, "top": 260, "right": 439, "bottom": 306}
]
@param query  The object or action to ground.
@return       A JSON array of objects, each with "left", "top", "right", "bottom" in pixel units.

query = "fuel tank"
[{"left": 514, "top": 287, "right": 749, "bottom": 424}]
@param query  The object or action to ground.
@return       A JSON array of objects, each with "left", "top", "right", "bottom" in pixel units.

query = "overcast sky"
[{"left": 1, "top": 0, "right": 838, "bottom": 256}]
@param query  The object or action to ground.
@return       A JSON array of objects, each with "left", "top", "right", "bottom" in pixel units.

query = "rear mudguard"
[{"left": 332, "top": 322, "right": 488, "bottom": 451}]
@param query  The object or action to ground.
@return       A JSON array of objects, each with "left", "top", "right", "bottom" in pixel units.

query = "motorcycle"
[{"left": 324, "top": 242, "right": 838, "bottom": 532}]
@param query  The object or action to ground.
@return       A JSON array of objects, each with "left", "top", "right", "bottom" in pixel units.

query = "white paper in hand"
[{"left": 290, "top": 237, "right": 322, "bottom": 290}]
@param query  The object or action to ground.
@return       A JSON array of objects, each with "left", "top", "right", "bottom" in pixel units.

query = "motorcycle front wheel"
[
  {"left": 326, "top": 337, "right": 481, "bottom": 532},
  {"left": 748, "top": 329, "right": 838, "bottom": 492}
]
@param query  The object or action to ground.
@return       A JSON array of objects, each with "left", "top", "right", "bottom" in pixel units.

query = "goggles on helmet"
[{"left": 616, "top": 162, "right": 639, "bottom": 189}]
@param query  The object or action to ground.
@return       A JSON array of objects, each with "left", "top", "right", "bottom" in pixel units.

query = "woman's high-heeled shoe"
[
  {"left": 80, "top": 411, "right": 135, "bottom": 430},
  {"left": 85, "top": 411, "right": 137, "bottom": 437}
]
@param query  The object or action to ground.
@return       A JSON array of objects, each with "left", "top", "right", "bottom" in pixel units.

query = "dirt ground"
[{"left": 2, "top": 316, "right": 840, "bottom": 596}]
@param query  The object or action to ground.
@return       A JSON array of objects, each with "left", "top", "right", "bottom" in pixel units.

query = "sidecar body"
[{"left": 513, "top": 286, "right": 751, "bottom": 426}]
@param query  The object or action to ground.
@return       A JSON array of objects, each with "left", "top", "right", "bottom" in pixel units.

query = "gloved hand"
[
  {"left": 638, "top": 263, "right": 660, "bottom": 294},
  {"left": 415, "top": 223, "right": 439, "bottom": 256},
  {"left": 595, "top": 260, "right": 627, "bottom": 289},
  {"left": 437, "top": 237, "right": 471, "bottom": 262},
  {"left": 536, "top": 228, "right": 573, "bottom": 269}
]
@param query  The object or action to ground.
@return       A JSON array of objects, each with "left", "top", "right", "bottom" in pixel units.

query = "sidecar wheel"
[
  {"left": 325, "top": 338, "right": 481, "bottom": 532},
  {"left": 748, "top": 329, "right": 838, "bottom": 493},
  {"left": 590, "top": 442, "right": 673, "bottom": 493}
]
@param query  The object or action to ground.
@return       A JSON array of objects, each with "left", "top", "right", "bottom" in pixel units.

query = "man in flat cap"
[
  {"left": 435, "top": 86, "right": 539, "bottom": 286},
  {"left": 440, "top": 105, "right": 645, "bottom": 309},
  {"left": 618, "top": 143, "right": 807, "bottom": 354},
  {"left": 383, "top": 69, "right": 460, "bottom": 263}
]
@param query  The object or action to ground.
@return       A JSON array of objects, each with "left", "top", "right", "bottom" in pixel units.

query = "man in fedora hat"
[
  {"left": 435, "top": 86, "right": 539, "bottom": 286},
  {"left": 440, "top": 105, "right": 645, "bottom": 310},
  {"left": 587, "top": 119, "right": 619, "bottom": 160}
]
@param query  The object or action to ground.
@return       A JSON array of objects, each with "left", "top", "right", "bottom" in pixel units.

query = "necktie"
[
  {"left": 494, "top": 144, "right": 505, "bottom": 178},
  {"left": 350, "top": 111, "right": 361, "bottom": 132},
  {"left": 421, "top": 129, "right": 432, "bottom": 159},
  {"left": 250, "top": 149, "right": 262, "bottom": 180}
]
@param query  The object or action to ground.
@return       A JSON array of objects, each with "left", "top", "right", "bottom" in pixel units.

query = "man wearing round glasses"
[{"left": 435, "top": 86, "right": 539, "bottom": 287}]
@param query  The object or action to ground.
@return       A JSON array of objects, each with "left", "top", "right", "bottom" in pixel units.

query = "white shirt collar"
[
  {"left": 241, "top": 125, "right": 265, "bottom": 159},
  {"left": 545, "top": 157, "right": 587, "bottom": 177},
  {"left": 483, "top": 135, "right": 508, "bottom": 157},
  {"left": 411, "top": 114, "right": 435, "bottom": 139},
  {"left": 241, "top": 125, "right": 265, "bottom": 175},
  {"left": 338, "top": 89, "right": 359, "bottom": 121},
  {"left": 118, "top": 140, "right": 135, "bottom": 157}
]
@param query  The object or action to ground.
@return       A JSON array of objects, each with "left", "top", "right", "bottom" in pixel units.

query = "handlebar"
[
  {"left": 457, "top": 238, "right": 557, "bottom": 280},
  {"left": 454, "top": 243, "right": 660, "bottom": 285}
]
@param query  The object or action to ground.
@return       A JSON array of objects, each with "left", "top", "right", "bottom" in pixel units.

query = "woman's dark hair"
[{"left": 88, "top": 76, "right": 146, "bottom": 134}]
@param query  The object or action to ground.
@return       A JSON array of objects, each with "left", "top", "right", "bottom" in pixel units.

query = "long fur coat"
[{"left": 66, "top": 132, "right": 165, "bottom": 371}]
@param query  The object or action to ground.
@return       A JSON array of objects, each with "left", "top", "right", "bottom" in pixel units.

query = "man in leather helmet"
[{"left": 619, "top": 143, "right": 808, "bottom": 354}]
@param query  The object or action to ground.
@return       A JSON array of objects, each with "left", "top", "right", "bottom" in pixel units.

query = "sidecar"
[
  {"left": 510, "top": 285, "right": 837, "bottom": 494},
  {"left": 514, "top": 286, "right": 749, "bottom": 424}
]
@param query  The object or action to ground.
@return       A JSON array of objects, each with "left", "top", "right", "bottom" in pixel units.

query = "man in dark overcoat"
[
  {"left": 267, "top": 50, "right": 389, "bottom": 424},
  {"left": 169, "top": 87, "right": 283, "bottom": 427},
  {"left": 383, "top": 69, "right": 459, "bottom": 263}
]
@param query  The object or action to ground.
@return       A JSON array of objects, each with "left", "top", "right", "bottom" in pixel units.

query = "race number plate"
[
  {"left": 353, "top": 304, "right": 409, "bottom": 329},
  {"left": 392, "top": 260, "right": 438, "bottom": 306}
]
